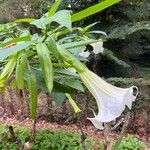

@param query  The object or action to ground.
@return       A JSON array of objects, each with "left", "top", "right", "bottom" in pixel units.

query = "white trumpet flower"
[
  {"left": 79, "top": 51, "right": 90, "bottom": 58},
  {"left": 79, "top": 68, "right": 138, "bottom": 129},
  {"left": 91, "top": 40, "right": 104, "bottom": 54},
  {"left": 57, "top": 44, "right": 138, "bottom": 129}
]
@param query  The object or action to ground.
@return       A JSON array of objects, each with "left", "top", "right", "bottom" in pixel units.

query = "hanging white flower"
[
  {"left": 79, "top": 51, "right": 90, "bottom": 58},
  {"left": 79, "top": 68, "right": 138, "bottom": 129},
  {"left": 57, "top": 44, "right": 138, "bottom": 130},
  {"left": 91, "top": 40, "right": 104, "bottom": 54}
]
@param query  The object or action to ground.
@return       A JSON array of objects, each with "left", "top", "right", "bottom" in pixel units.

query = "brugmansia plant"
[{"left": 0, "top": 0, "right": 138, "bottom": 131}]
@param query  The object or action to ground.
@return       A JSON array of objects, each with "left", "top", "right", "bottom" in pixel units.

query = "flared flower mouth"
[{"left": 79, "top": 68, "right": 138, "bottom": 129}]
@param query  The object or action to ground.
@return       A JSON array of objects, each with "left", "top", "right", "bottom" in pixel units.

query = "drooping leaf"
[
  {"left": 65, "top": 93, "right": 81, "bottom": 113},
  {"left": 0, "top": 56, "right": 17, "bottom": 92},
  {"left": 0, "top": 41, "right": 33, "bottom": 61},
  {"left": 30, "top": 68, "right": 47, "bottom": 91},
  {"left": 48, "top": 0, "right": 62, "bottom": 17},
  {"left": 57, "top": 44, "right": 86, "bottom": 72},
  {"left": 27, "top": 72, "right": 38, "bottom": 120},
  {"left": 46, "top": 36, "right": 59, "bottom": 60},
  {"left": 36, "top": 43, "right": 53, "bottom": 92},
  {"left": 71, "top": 0, "right": 121, "bottom": 22},
  {"left": 15, "top": 52, "right": 27, "bottom": 89}
]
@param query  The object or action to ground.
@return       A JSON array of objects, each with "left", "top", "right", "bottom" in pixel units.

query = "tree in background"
[
  {"left": 61, "top": 0, "right": 150, "bottom": 78},
  {"left": 0, "top": 0, "right": 149, "bottom": 78}
]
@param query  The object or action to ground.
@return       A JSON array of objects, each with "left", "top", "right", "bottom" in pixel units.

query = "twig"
[
  {"left": 8, "top": 126, "right": 17, "bottom": 143},
  {"left": 79, "top": 121, "right": 88, "bottom": 150},
  {"left": 147, "top": 107, "right": 150, "bottom": 142},
  {"left": 30, "top": 119, "right": 37, "bottom": 142},
  {"left": 8, "top": 126, "right": 23, "bottom": 150},
  {"left": 113, "top": 112, "right": 131, "bottom": 150},
  {"left": 104, "top": 123, "right": 112, "bottom": 150},
  {"left": 17, "top": 89, "right": 24, "bottom": 120},
  {"left": 77, "top": 113, "right": 88, "bottom": 150},
  {"left": 111, "top": 118, "right": 124, "bottom": 131}
]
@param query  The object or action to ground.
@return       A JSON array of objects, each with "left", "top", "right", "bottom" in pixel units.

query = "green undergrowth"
[{"left": 0, "top": 125, "right": 147, "bottom": 150}]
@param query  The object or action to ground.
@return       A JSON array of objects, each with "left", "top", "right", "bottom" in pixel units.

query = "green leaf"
[
  {"left": 65, "top": 93, "right": 81, "bottom": 113},
  {"left": 46, "top": 36, "right": 59, "bottom": 60},
  {"left": 61, "top": 39, "right": 98, "bottom": 49},
  {"left": 57, "top": 44, "right": 86, "bottom": 72},
  {"left": 48, "top": 0, "right": 62, "bottom": 17},
  {"left": 52, "top": 92, "right": 66, "bottom": 106},
  {"left": 0, "top": 36, "right": 31, "bottom": 47},
  {"left": 30, "top": 68, "right": 47, "bottom": 91},
  {"left": 27, "top": 72, "right": 38, "bottom": 120},
  {"left": 84, "top": 22, "right": 99, "bottom": 32},
  {"left": 0, "top": 41, "right": 33, "bottom": 61},
  {"left": 54, "top": 68, "right": 79, "bottom": 77},
  {"left": 53, "top": 81, "right": 72, "bottom": 93},
  {"left": 51, "top": 10, "right": 72, "bottom": 30},
  {"left": 0, "top": 56, "right": 17, "bottom": 92},
  {"left": 15, "top": 52, "right": 27, "bottom": 89},
  {"left": 71, "top": 0, "right": 121, "bottom": 22},
  {"left": 59, "top": 79, "right": 84, "bottom": 92},
  {"left": 88, "top": 30, "right": 107, "bottom": 36},
  {"left": 36, "top": 43, "right": 53, "bottom": 92},
  {"left": 30, "top": 17, "right": 49, "bottom": 29},
  {"left": 15, "top": 18, "right": 36, "bottom": 23}
]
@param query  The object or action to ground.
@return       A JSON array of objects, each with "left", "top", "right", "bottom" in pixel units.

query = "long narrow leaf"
[
  {"left": 0, "top": 36, "right": 31, "bottom": 47},
  {"left": 15, "top": 18, "right": 36, "bottom": 23},
  {"left": 0, "top": 56, "right": 17, "bottom": 91},
  {"left": 65, "top": 93, "right": 81, "bottom": 113},
  {"left": 48, "top": 0, "right": 62, "bottom": 16},
  {"left": 0, "top": 41, "right": 33, "bottom": 61},
  {"left": 36, "top": 43, "right": 53, "bottom": 92},
  {"left": 15, "top": 53, "right": 27, "bottom": 89},
  {"left": 27, "top": 72, "right": 38, "bottom": 120},
  {"left": 61, "top": 39, "right": 99, "bottom": 49},
  {"left": 71, "top": 0, "right": 121, "bottom": 22}
]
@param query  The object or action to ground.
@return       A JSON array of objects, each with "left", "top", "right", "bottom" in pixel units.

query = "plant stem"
[
  {"left": 104, "top": 123, "right": 112, "bottom": 150},
  {"left": 79, "top": 121, "right": 88, "bottom": 150},
  {"left": 113, "top": 112, "right": 131, "bottom": 150},
  {"left": 30, "top": 119, "right": 37, "bottom": 142}
]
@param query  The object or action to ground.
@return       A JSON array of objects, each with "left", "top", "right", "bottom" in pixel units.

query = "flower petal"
[
  {"left": 79, "top": 68, "right": 138, "bottom": 129},
  {"left": 79, "top": 51, "right": 90, "bottom": 58},
  {"left": 91, "top": 41, "right": 104, "bottom": 54}
]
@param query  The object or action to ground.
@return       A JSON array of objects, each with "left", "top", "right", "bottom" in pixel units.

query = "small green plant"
[
  {"left": 0, "top": 126, "right": 147, "bottom": 150},
  {"left": 0, "top": 126, "right": 101, "bottom": 150},
  {"left": 113, "top": 134, "right": 147, "bottom": 150}
]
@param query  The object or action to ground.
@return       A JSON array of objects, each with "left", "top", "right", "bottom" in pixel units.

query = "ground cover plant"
[{"left": 0, "top": 125, "right": 147, "bottom": 150}]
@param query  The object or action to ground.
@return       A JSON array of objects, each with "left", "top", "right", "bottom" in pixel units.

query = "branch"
[{"left": 113, "top": 112, "right": 131, "bottom": 150}]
